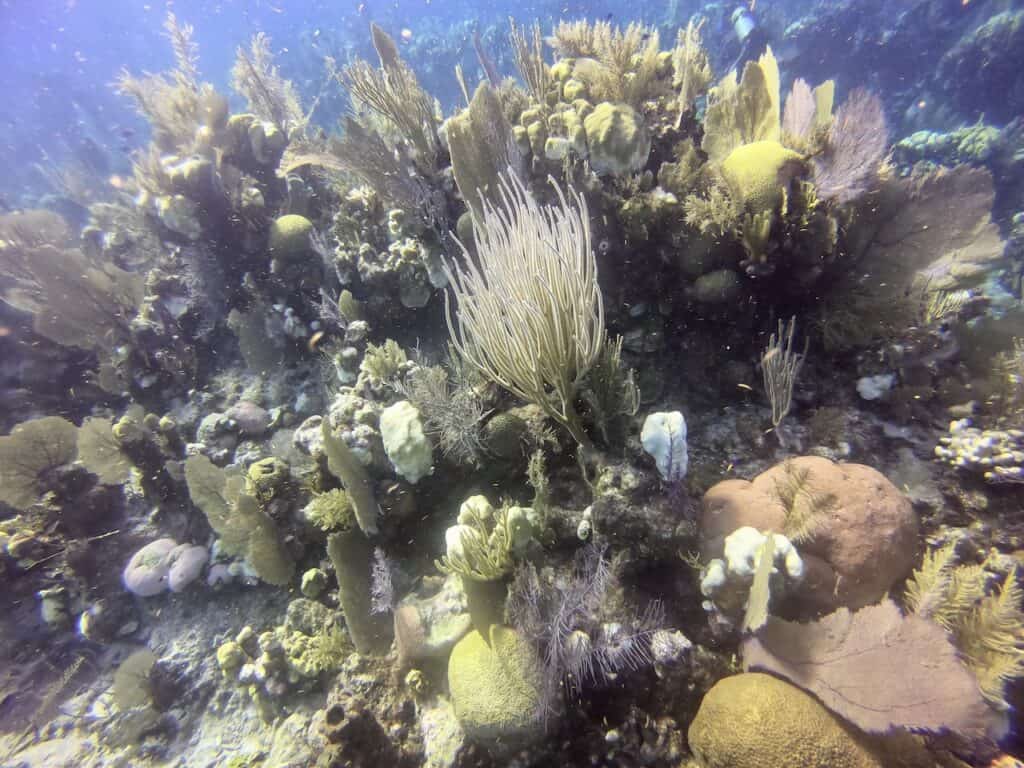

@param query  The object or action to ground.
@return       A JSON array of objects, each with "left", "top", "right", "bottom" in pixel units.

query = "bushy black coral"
[{"left": 507, "top": 546, "right": 664, "bottom": 721}]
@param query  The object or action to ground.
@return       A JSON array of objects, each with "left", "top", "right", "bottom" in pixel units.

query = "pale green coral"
[
  {"left": 379, "top": 400, "right": 433, "bottom": 484},
  {"left": 583, "top": 102, "right": 650, "bottom": 175},
  {"left": 268, "top": 214, "right": 313, "bottom": 260}
]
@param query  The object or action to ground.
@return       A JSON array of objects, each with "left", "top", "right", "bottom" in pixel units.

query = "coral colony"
[{"left": 1, "top": 7, "right": 1024, "bottom": 768}]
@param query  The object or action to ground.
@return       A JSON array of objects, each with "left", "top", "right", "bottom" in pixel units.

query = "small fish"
[
  {"left": 357, "top": 2, "right": 367, "bottom": 15},
  {"left": 400, "top": 28, "right": 413, "bottom": 42},
  {"left": 307, "top": 330, "right": 325, "bottom": 352},
  {"left": 737, "top": 383, "right": 753, "bottom": 391}
]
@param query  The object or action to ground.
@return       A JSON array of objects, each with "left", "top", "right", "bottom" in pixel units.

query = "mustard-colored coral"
[
  {"left": 583, "top": 102, "right": 650, "bottom": 176},
  {"left": 689, "top": 673, "right": 931, "bottom": 768},
  {"left": 721, "top": 141, "right": 804, "bottom": 212},
  {"left": 447, "top": 625, "right": 542, "bottom": 742},
  {"left": 268, "top": 214, "right": 312, "bottom": 260}
]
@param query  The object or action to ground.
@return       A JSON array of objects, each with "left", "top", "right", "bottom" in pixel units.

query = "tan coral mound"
[
  {"left": 700, "top": 456, "right": 918, "bottom": 614},
  {"left": 688, "top": 673, "right": 939, "bottom": 768}
]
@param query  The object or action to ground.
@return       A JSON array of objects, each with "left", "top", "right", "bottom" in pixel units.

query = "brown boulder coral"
[
  {"left": 700, "top": 456, "right": 918, "bottom": 614},
  {"left": 688, "top": 673, "right": 941, "bottom": 768}
]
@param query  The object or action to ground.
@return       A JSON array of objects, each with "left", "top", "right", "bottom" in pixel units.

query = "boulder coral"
[
  {"left": 688, "top": 673, "right": 936, "bottom": 768},
  {"left": 583, "top": 102, "right": 650, "bottom": 175},
  {"left": 700, "top": 456, "right": 918, "bottom": 615}
]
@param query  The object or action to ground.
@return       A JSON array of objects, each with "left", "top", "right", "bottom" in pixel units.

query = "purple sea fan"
[
  {"left": 812, "top": 88, "right": 888, "bottom": 204},
  {"left": 507, "top": 546, "right": 665, "bottom": 722}
]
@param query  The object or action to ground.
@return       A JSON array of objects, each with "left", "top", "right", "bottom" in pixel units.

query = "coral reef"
[{"left": 4, "top": 7, "right": 1024, "bottom": 768}]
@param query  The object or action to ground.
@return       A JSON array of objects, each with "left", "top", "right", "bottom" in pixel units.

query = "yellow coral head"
[{"left": 721, "top": 140, "right": 806, "bottom": 213}]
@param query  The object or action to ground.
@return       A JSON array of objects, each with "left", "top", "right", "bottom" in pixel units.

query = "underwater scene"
[{"left": 3, "top": 0, "right": 1024, "bottom": 765}]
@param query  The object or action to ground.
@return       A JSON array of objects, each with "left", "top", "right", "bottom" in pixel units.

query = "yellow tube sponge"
[
  {"left": 721, "top": 141, "right": 804, "bottom": 213},
  {"left": 447, "top": 625, "right": 542, "bottom": 743}
]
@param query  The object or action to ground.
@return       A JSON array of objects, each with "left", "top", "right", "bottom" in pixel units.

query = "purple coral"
[
  {"left": 812, "top": 88, "right": 888, "bottom": 204},
  {"left": 507, "top": 546, "right": 664, "bottom": 721}
]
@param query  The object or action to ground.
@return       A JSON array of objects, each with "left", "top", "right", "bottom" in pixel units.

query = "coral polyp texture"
[{"left": 2, "top": 6, "right": 1024, "bottom": 768}]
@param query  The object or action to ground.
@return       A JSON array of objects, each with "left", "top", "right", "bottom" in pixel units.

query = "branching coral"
[
  {"left": 116, "top": 14, "right": 213, "bottom": 154},
  {"left": 339, "top": 25, "right": 440, "bottom": 170},
  {"left": 905, "top": 542, "right": 1024, "bottom": 708},
  {"left": 768, "top": 459, "right": 836, "bottom": 544},
  {"left": 329, "top": 118, "right": 444, "bottom": 230},
  {"left": 444, "top": 171, "right": 605, "bottom": 447},
  {"left": 509, "top": 20, "right": 551, "bottom": 105},
  {"left": 580, "top": 335, "right": 640, "bottom": 446},
  {"left": 231, "top": 32, "right": 306, "bottom": 136},
  {"left": 672, "top": 20, "right": 712, "bottom": 126}
]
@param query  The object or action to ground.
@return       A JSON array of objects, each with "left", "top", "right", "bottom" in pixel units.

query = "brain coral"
[
  {"left": 688, "top": 673, "right": 935, "bottom": 768},
  {"left": 700, "top": 455, "right": 918, "bottom": 614}
]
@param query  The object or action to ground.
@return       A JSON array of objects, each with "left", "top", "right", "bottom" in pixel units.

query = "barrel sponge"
[
  {"left": 689, "top": 673, "right": 886, "bottom": 768},
  {"left": 268, "top": 214, "right": 313, "bottom": 259},
  {"left": 447, "top": 625, "right": 542, "bottom": 742},
  {"left": 583, "top": 102, "right": 651, "bottom": 175},
  {"left": 720, "top": 140, "right": 804, "bottom": 212}
]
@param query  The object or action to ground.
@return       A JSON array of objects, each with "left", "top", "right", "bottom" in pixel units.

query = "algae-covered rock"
[
  {"left": 268, "top": 214, "right": 313, "bottom": 260},
  {"left": 583, "top": 102, "right": 651, "bottom": 175},
  {"left": 721, "top": 140, "right": 804, "bottom": 212},
  {"left": 447, "top": 624, "right": 542, "bottom": 743}
]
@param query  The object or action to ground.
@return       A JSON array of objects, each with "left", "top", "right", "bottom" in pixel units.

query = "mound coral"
[
  {"left": 583, "top": 102, "right": 650, "bottom": 176},
  {"left": 688, "top": 673, "right": 935, "bottom": 768}
]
